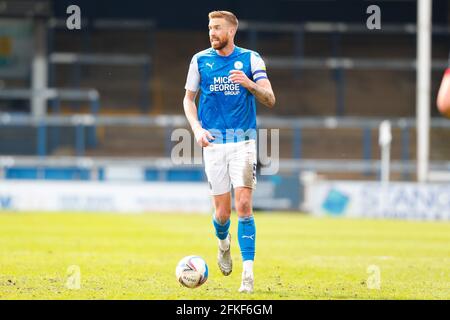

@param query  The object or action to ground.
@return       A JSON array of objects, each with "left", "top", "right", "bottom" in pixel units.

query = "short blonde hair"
[{"left": 208, "top": 10, "right": 238, "bottom": 29}]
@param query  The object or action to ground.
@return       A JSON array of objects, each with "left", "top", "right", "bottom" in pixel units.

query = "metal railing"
[
  {"left": 0, "top": 156, "right": 449, "bottom": 182},
  {"left": 239, "top": 21, "right": 450, "bottom": 34},
  {"left": 0, "top": 89, "right": 100, "bottom": 153},
  {"left": 265, "top": 57, "right": 449, "bottom": 70},
  {"left": 1, "top": 114, "right": 449, "bottom": 179}
]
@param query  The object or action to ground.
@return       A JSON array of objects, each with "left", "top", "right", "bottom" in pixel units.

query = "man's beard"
[{"left": 211, "top": 38, "right": 228, "bottom": 50}]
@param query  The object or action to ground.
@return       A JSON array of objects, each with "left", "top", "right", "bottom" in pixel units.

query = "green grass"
[{"left": 0, "top": 212, "right": 449, "bottom": 300}]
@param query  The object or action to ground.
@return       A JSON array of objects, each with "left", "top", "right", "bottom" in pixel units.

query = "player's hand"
[
  {"left": 193, "top": 127, "right": 215, "bottom": 147},
  {"left": 229, "top": 70, "right": 253, "bottom": 89}
]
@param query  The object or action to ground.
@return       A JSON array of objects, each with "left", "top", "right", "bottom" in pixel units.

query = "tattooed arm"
[{"left": 229, "top": 70, "right": 276, "bottom": 108}]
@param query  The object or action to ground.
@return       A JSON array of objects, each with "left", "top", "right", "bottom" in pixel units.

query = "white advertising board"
[
  {"left": 304, "top": 181, "right": 450, "bottom": 220},
  {"left": 0, "top": 181, "right": 212, "bottom": 213}
]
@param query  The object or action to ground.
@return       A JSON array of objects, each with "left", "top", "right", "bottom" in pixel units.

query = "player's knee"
[
  {"left": 215, "top": 209, "right": 231, "bottom": 223},
  {"left": 236, "top": 199, "right": 252, "bottom": 216}
]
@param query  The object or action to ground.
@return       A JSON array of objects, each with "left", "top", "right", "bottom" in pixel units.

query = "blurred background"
[{"left": 0, "top": 0, "right": 449, "bottom": 218}]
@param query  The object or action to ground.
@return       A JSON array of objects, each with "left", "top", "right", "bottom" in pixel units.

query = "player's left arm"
[
  {"left": 229, "top": 52, "right": 275, "bottom": 108},
  {"left": 437, "top": 68, "right": 450, "bottom": 117},
  {"left": 229, "top": 70, "right": 276, "bottom": 108}
]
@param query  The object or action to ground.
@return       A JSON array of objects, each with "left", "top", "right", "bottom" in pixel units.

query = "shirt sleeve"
[
  {"left": 250, "top": 52, "right": 269, "bottom": 82},
  {"left": 185, "top": 55, "right": 200, "bottom": 92}
]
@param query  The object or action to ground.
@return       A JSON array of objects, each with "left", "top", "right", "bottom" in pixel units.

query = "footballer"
[{"left": 183, "top": 10, "right": 275, "bottom": 293}]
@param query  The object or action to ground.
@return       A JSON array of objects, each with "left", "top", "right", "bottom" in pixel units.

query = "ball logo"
[{"left": 234, "top": 61, "right": 243, "bottom": 70}]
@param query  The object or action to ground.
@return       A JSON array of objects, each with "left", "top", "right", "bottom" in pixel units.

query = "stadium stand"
[{"left": 0, "top": 3, "right": 449, "bottom": 185}]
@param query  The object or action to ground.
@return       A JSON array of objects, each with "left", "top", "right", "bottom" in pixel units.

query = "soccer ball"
[{"left": 175, "top": 255, "right": 208, "bottom": 288}]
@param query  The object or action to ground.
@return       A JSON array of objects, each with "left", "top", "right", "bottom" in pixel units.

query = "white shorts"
[{"left": 203, "top": 139, "right": 257, "bottom": 196}]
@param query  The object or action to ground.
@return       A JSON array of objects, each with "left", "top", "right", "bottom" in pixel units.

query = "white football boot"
[
  {"left": 217, "top": 233, "right": 232, "bottom": 276},
  {"left": 238, "top": 269, "right": 254, "bottom": 293}
]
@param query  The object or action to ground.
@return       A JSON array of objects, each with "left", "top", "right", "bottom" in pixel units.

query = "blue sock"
[
  {"left": 238, "top": 216, "right": 256, "bottom": 261},
  {"left": 213, "top": 216, "right": 230, "bottom": 240}
]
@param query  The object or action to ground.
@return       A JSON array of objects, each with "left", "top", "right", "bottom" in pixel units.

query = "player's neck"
[{"left": 215, "top": 43, "right": 235, "bottom": 57}]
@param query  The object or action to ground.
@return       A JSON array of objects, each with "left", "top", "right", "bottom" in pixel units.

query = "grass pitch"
[{"left": 0, "top": 212, "right": 448, "bottom": 300}]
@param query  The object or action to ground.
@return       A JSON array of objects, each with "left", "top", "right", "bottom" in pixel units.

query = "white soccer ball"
[{"left": 175, "top": 255, "right": 208, "bottom": 288}]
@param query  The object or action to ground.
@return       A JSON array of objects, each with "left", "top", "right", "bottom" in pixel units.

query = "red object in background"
[{"left": 437, "top": 68, "right": 450, "bottom": 117}]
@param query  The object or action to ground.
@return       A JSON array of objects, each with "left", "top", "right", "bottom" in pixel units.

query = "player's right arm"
[
  {"left": 183, "top": 55, "right": 214, "bottom": 147},
  {"left": 183, "top": 90, "right": 214, "bottom": 147},
  {"left": 437, "top": 68, "right": 450, "bottom": 117}
]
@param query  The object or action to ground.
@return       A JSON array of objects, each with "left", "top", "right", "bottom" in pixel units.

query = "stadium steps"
[
  {"left": 0, "top": 127, "right": 37, "bottom": 155},
  {"left": 84, "top": 126, "right": 167, "bottom": 157},
  {"left": 48, "top": 30, "right": 450, "bottom": 163},
  {"left": 429, "top": 129, "right": 450, "bottom": 161},
  {"left": 52, "top": 29, "right": 153, "bottom": 112},
  {"left": 52, "top": 30, "right": 448, "bottom": 118}
]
